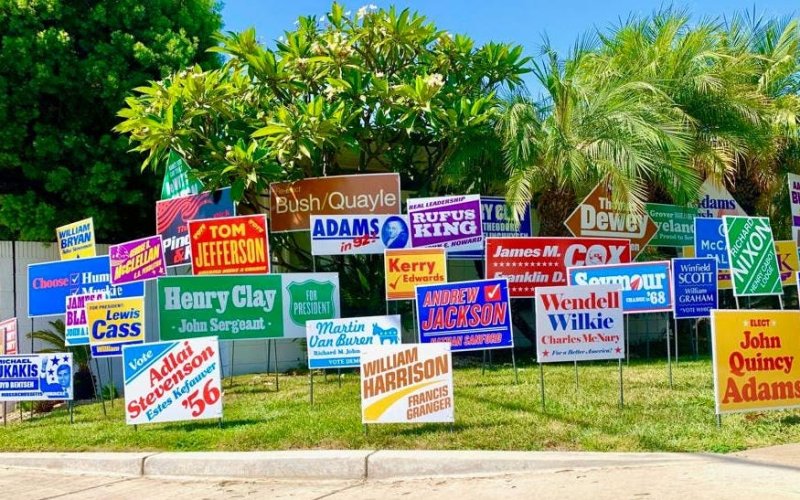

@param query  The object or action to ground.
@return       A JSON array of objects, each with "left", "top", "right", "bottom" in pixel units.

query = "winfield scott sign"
[{"left": 269, "top": 173, "right": 400, "bottom": 232}]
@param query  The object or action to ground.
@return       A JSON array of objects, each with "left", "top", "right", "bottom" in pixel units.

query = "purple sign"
[
  {"left": 407, "top": 195, "right": 483, "bottom": 253},
  {"left": 110, "top": 235, "right": 167, "bottom": 285}
]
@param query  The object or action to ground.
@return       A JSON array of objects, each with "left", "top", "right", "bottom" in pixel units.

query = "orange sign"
[
  {"left": 564, "top": 181, "right": 658, "bottom": 259},
  {"left": 384, "top": 248, "right": 447, "bottom": 301},
  {"left": 712, "top": 310, "right": 800, "bottom": 414},
  {"left": 269, "top": 173, "right": 401, "bottom": 232},
  {"left": 188, "top": 214, "right": 270, "bottom": 275},
  {"left": 775, "top": 240, "right": 799, "bottom": 287}
]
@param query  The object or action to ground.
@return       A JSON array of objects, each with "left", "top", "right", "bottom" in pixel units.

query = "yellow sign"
[
  {"left": 56, "top": 217, "right": 96, "bottom": 260},
  {"left": 711, "top": 310, "right": 800, "bottom": 414},
  {"left": 682, "top": 245, "right": 732, "bottom": 289},
  {"left": 775, "top": 240, "right": 799, "bottom": 286},
  {"left": 384, "top": 248, "right": 447, "bottom": 300},
  {"left": 86, "top": 297, "right": 145, "bottom": 357}
]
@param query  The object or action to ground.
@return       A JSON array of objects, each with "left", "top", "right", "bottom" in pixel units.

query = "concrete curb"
[{"left": 0, "top": 453, "right": 152, "bottom": 477}]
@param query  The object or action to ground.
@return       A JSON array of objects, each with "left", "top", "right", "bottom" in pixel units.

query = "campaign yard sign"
[
  {"left": 0, "top": 318, "right": 17, "bottom": 355},
  {"left": 360, "top": 343, "right": 453, "bottom": 424},
  {"left": 384, "top": 248, "right": 447, "bottom": 301},
  {"left": 672, "top": 258, "right": 718, "bottom": 319},
  {"left": 775, "top": 240, "right": 799, "bottom": 287},
  {"left": 124, "top": 337, "right": 222, "bottom": 425},
  {"left": 646, "top": 204, "right": 698, "bottom": 247},
  {"left": 156, "top": 188, "right": 235, "bottom": 267},
  {"left": 0, "top": 353, "right": 73, "bottom": 401},
  {"left": 485, "top": 237, "right": 631, "bottom": 298},
  {"left": 28, "top": 256, "right": 144, "bottom": 317},
  {"left": 158, "top": 273, "right": 340, "bottom": 341},
  {"left": 567, "top": 261, "right": 672, "bottom": 314},
  {"left": 723, "top": 216, "right": 782, "bottom": 297},
  {"left": 189, "top": 214, "right": 270, "bottom": 275},
  {"left": 711, "top": 310, "right": 800, "bottom": 414},
  {"left": 415, "top": 279, "right": 513, "bottom": 352},
  {"left": 310, "top": 214, "right": 411, "bottom": 255},
  {"left": 697, "top": 178, "right": 747, "bottom": 218},
  {"left": 790, "top": 173, "right": 800, "bottom": 244},
  {"left": 56, "top": 217, "right": 96, "bottom": 260},
  {"left": 87, "top": 297, "right": 145, "bottom": 357},
  {"left": 64, "top": 292, "right": 106, "bottom": 346},
  {"left": 406, "top": 195, "right": 483, "bottom": 253},
  {"left": 450, "top": 197, "right": 533, "bottom": 259},
  {"left": 306, "top": 315, "right": 402, "bottom": 369},
  {"left": 535, "top": 284, "right": 624, "bottom": 363},
  {"left": 694, "top": 218, "right": 730, "bottom": 270},
  {"left": 161, "top": 150, "right": 204, "bottom": 200},
  {"left": 110, "top": 235, "right": 167, "bottom": 285},
  {"left": 683, "top": 245, "right": 732, "bottom": 290}
]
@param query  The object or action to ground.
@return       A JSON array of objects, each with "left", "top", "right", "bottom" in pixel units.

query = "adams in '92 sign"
[
  {"left": 415, "top": 278, "right": 512, "bottom": 352},
  {"left": 567, "top": 261, "right": 672, "bottom": 314}
]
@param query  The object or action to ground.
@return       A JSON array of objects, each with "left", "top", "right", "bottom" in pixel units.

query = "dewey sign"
[
  {"left": 564, "top": 181, "right": 657, "bottom": 259},
  {"left": 723, "top": 216, "right": 782, "bottom": 296}
]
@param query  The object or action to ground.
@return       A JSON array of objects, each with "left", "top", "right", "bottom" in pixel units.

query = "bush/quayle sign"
[
  {"left": 123, "top": 337, "right": 222, "bottom": 425},
  {"left": 415, "top": 278, "right": 512, "bottom": 352},
  {"left": 0, "top": 353, "right": 73, "bottom": 401},
  {"left": 28, "top": 256, "right": 144, "bottom": 318},
  {"left": 567, "top": 261, "right": 672, "bottom": 313},
  {"left": 672, "top": 258, "right": 718, "bottom": 319},
  {"left": 310, "top": 214, "right": 411, "bottom": 255},
  {"left": 306, "top": 315, "right": 401, "bottom": 369}
]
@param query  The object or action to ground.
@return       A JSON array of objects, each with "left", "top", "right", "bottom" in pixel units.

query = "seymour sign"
[
  {"left": 189, "top": 214, "right": 270, "bottom": 275},
  {"left": 564, "top": 181, "right": 657, "bottom": 259},
  {"left": 486, "top": 237, "right": 631, "bottom": 298},
  {"left": 269, "top": 173, "right": 400, "bottom": 232}
]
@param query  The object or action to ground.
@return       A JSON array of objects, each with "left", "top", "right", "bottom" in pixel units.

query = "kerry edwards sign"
[
  {"left": 306, "top": 315, "right": 401, "bottom": 369},
  {"left": 110, "top": 235, "right": 167, "bottom": 285},
  {"left": 189, "top": 214, "right": 270, "bottom": 275},
  {"left": 567, "top": 261, "right": 672, "bottom": 314},
  {"left": 0, "top": 353, "right": 73, "bottom": 401},
  {"left": 415, "top": 279, "right": 512, "bottom": 352},
  {"left": 269, "top": 173, "right": 400, "bottom": 232},
  {"left": 360, "top": 343, "right": 453, "bottom": 424},
  {"left": 56, "top": 217, "right": 96, "bottom": 260},
  {"left": 65, "top": 291, "right": 106, "bottom": 346},
  {"left": 712, "top": 310, "right": 800, "bottom": 414},
  {"left": 723, "top": 216, "right": 781, "bottom": 296},
  {"left": 158, "top": 273, "right": 340, "bottom": 340},
  {"left": 672, "top": 258, "right": 717, "bottom": 319},
  {"left": 535, "top": 284, "right": 624, "bottom": 363},
  {"left": 87, "top": 297, "right": 145, "bottom": 357},
  {"left": 123, "top": 337, "right": 222, "bottom": 425},
  {"left": 406, "top": 195, "right": 483, "bottom": 253},
  {"left": 384, "top": 248, "right": 447, "bottom": 301},
  {"left": 311, "top": 214, "right": 411, "bottom": 255},
  {"left": 486, "top": 237, "right": 631, "bottom": 298}
]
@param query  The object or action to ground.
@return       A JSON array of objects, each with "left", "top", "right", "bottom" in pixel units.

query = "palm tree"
[{"left": 27, "top": 320, "right": 96, "bottom": 400}]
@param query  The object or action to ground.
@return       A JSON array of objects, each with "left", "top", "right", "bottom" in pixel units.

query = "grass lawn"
[{"left": 1, "top": 356, "right": 798, "bottom": 453}]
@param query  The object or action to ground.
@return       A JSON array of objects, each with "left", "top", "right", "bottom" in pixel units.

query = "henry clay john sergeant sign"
[
  {"left": 269, "top": 173, "right": 401, "bottom": 232},
  {"left": 564, "top": 181, "right": 658, "bottom": 259}
]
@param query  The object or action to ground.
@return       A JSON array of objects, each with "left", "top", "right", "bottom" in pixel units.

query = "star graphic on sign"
[
  {"left": 50, "top": 356, "right": 59, "bottom": 366},
  {"left": 615, "top": 347, "right": 622, "bottom": 353},
  {"left": 62, "top": 355, "right": 69, "bottom": 363},
  {"left": 48, "top": 369, "right": 54, "bottom": 376},
  {"left": 543, "top": 350, "right": 549, "bottom": 357}
]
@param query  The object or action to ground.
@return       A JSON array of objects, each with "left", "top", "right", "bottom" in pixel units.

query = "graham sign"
[
  {"left": 415, "top": 279, "right": 513, "bottom": 352},
  {"left": 698, "top": 178, "right": 746, "bottom": 218},
  {"left": 269, "top": 173, "right": 400, "bottom": 232},
  {"left": 124, "top": 337, "right": 222, "bottom": 425},
  {"left": 384, "top": 248, "right": 447, "bottom": 301},
  {"left": 306, "top": 315, "right": 402, "bottom": 369},
  {"left": 485, "top": 237, "right": 631, "bottom": 298},
  {"left": 567, "top": 261, "right": 672, "bottom": 314},
  {"left": 64, "top": 291, "right": 106, "bottom": 346},
  {"left": 564, "top": 181, "right": 657, "bottom": 259},
  {"left": 189, "top": 214, "right": 270, "bottom": 275},
  {"left": 110, "top": 235, "right": 167, "bottom": 285},
  {"left": 723, "top": 216, "right": 782, "bottom": 296},
  {"left": 0, "top": 318, "right": 17, "bottom": 355},
  {"left": 0, "top": 353, "right": 73, "bottom": 401},
  {"left": 56, "top": 217, "right": 96, "bottom": 260},
  {"left": 28, "top": 256, "right": 144, "bottom": 317},
  {"left": 450, "top": 197, "right": 533, "bottom": 259},
  {"left": 406, "top": 195, "right": 483, "bottom": 253},
  {"left": 535, "top": 284, "right": 624, "bottom": 363},
  {"left": 672, "top": 258, "right": 718, "bottom": 319},
  {"left": 646, "top": 204, "right": 698, "bottom": 247},
  {"left": 156, "top": 188, "right": 235, "bottom": 267},
  {"left": 310, "top": 214, "right": 410, "bottom": 256},
  {"left": 711, "top": 310, "right": 800, "bottom": 414},
  {"left": 158, "top": 273, "right": 340, "bottom": 340},
  {"left": 360, "top": 343, "right": 454, "bottom": 424},
  {"left": 87, "top": 297, "right": 146, "bottom": 357}
]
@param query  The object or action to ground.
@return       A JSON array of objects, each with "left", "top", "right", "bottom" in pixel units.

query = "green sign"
[
  {"left": 646, "top": 203, "right": 699, "bottom": 247},
  {"left": 161, "top": 150, "right": 204, "bottom": 200},
  {"left": 158, "top": 273, "right": 340, "bottom": 340},
  {"left": 723, "top": 216, "right": 782, "bottom": 296}
]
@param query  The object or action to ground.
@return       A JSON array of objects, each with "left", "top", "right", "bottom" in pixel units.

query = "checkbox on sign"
[
  {"left": 70, "top": 273, "right": 80, "bottom": 284},
  {"left": 484, "top": 284, "right": 501, "bottom": 302}
]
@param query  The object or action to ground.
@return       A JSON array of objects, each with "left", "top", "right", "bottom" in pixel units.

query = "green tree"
[{"left": 0, "top": 0, "right": 222, "bottom": 241}]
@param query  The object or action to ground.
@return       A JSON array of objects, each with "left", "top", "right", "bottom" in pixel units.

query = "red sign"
[
  {"left": 485, "top": 237, "right": 631, "bottom": 298},
  {"left": 188, "top": 214, "right": 270, "bottom": 275},
  {"left": 0, "top": 317, "right": 17, "bottom": 355}
]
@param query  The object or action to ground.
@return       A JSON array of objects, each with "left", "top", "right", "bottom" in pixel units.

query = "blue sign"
[
  {"left": 0, "top": 353, "right": 73, "bottom": 401},
  {"left": 415, "top": 278, "right": 513, "bottom": 352},
  {"left": 28, "top": 256, "right": 144, "bottom": 317},
  {"left": 567, "top": 261, "right": 672, "bottom": 313},
  {"left": 450, "top": 197, "right": 533, "bottom": 259},
  {"left": 694, "top": 218, "right": 730, "bottom": 270},
  {"left": 305, "top": 315, "right": 402, "bottom": 369},
  {"left": 673, "top": 258, "right": 718, "bottom": 319}
]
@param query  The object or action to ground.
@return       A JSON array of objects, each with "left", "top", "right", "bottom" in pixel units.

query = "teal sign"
[
  {"left": 646, "top": 204, "right": 698, "bottom": 247},
  {"left": 160, "top": 150, "right": 204, "bottom": 200}
]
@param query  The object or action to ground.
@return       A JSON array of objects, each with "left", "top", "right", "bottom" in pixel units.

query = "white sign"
[
  {"left": 360, "top": 343, "right": 453, "bottom": 424},
  {"left": 535, "top": 284, "right": 624, "bottom": 362},
  {"left": 697, "top": 179, "right": 746, "bottom": 218},
  {"left": 307, "top": 315, "right": 401, "bottom": 369},
  {"left": 310, "top": 215, "right": 411, "bottom": 255},
  {"left": 406, "top": 195, "right": 483, "bottom": 253}
]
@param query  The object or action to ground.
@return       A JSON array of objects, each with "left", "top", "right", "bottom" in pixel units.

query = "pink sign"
[
  {"left": 0, "top": 318, "right": 17, "bottom": 355},
  {"left": 110, "top": 235, "right": 167, "bottom": 285}
]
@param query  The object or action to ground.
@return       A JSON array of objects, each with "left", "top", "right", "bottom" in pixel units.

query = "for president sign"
[
  {"left": 87, "top": 297, "right": 146, "bottom": 357},
  {"left": 567, "top": 261, "right": 672, "bottom": 314},
  {"left": 723, "top": 216, "right": 782, "bottom": 297},
  {"left": 65, "top": 291, "right": 106, "bottom": 346},
  {"left": 646, "top": 204, "right": 698, "bottom": 247},
  {"left": 406, "top": 195, "right": 483, "bottom": 253}
]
